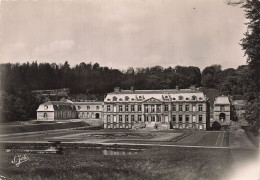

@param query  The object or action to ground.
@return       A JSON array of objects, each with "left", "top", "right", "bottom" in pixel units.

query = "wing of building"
[{"left": 103, "top": 87, "right": 210, "bottom": 130}]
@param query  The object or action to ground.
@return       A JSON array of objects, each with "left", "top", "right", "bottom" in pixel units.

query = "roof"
[
  {"left": 214, "top": 96, "right": 230, "bottom": 105},
  {"left": 232, "top": 100, "right": 246, "bottom": 105},
  {"left": 37, "top": 100, "right": 76, "bottom": 111},
  {"left": 104, "top": 89, "right": 207, "bottom": 102},
  {"left": 73, "top": 102, "right": 103, "bottom": 105}
]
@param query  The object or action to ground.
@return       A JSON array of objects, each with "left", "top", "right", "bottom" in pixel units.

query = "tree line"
[{"left": 0, "top": 61, "right": 255, "bottom": 122}]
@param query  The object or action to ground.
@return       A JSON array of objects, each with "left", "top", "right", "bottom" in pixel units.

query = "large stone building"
[
  {"left": 213, "top": 96, "right": 231, "bottom": 125},
  {"left": 103, "top": 87, "right": 209, "bottom": 130}
]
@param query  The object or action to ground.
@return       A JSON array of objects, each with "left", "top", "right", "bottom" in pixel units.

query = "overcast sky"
[{"left": 0, "top": 0, "right": 247, "bottom": 70}]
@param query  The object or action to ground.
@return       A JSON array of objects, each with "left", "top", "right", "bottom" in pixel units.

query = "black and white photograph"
[{"left": 0, "top": 0, "right": 259, "bottom": 179}]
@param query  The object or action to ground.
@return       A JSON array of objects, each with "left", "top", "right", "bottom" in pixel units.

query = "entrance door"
[
  {"left": 219, "top": 113, "right": 226, "bottom": 122},
  {"left": 95, "top": 113, "right": 100, "bottom": 119}
]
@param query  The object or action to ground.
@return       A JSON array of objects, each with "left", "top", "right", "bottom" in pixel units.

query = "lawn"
[
  {"left": 0, "top": 147, "right": 232, "bottom": 180},
  {"left": 0, "top": 121, "right": 90, "bottom": 134}
]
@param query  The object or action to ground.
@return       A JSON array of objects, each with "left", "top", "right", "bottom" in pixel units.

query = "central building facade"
[{"left": 103, "top": 87, "right": 209, "bottom": 130}]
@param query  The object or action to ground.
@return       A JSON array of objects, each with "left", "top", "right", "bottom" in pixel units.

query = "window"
[
  {"left": 119, "top": 115, "right": 122, "bottom": 122},
  {"left": 199, "top": 97, "right": 203, "bottom": 100},
  {"left": 186, "top": 98, "right": 189, "bottom": 100},
  {"left": 179, "top": 96, "right": 183, "bottom": 100},
  {"left": 199, "top": 115, "right": 203, "bottom": 122},
  {"left": 172, "top": 115, "right": 176, "bottom": 122},
  {"left": 157, "top": 105, "right": 161, "bottom": 112},
  {"left": 179, "top": 115, "right": 183, "bottom": 122},
  {"left": 220, "top": 105, "right": 225, "bottom": 112},
  {"left": 151, "top": 116, "right": 155, "bottom": 122},
  {"left": 131, "top": 105, "right": 135, "bottom": 112},
  {"left": 77, "top": 106, "right": 81, "bottom": 110},
  {"left": 151, "top": 105, "right": 155, "bottom": 112},
  {"left": 107, "top": 105, "right": 111, "bottom": 112},
  {"left": 125, "top": 115, "right": 129, "bottom": 122},
  {"left": 172, "top": 98, "right": 176, "bottom": 100},
  {"left": 179, "top": 105, "right": 183, "bottom": 111},
  {"left": 113, "top": 96, "right": 117, "bottom": 101},
  {"left": 185, "top": 105, "right": 189, "bottom": 111},
  {"left": 125, "top": 105, "right": 129, "bottom": 112},
  {"left": 107, "top": 115, "right": 111, "bottom": 122},
  {"left": 113, "top": 115, "right": 116, "bottom": 123},
  {"left": 125, "top": 96, "right": 129, "bottom": 101},
  {"left": 199, "top": 104, "right": 203, "bottom": 111},
  {"left": 119, "top": 105, "right": 123, "bottom": 112},
  {"left": 43, "top": 112, "right": 47, "bottom": 118},
  {"left": 119, "top": 98, "right": 123, "bottom": 101},
  {"left": 138, "top": 115, "right": 142, "bottom": 122},
  {"left": 107, "top": 99, "right": 111, "bottom": 101},
  {"left": 146, "top": 116, "right": 149, "bottom": 122},
  {"left": 165, "top": 105, "right": 169, "bottom": 112},
  {"left": 131, "top": 115, "right": 135, "bottom": 122},
  {"left": 192, "top": 96, "right": 197, "bottom": 100},
  {"left": 96, "top": 106, "right": 99, "bottom": 110},
  {"left": 145, "top": 105, "right": 148, "bottom": 113},
  {"left": 138, "top": 105, "right": 142, "bottom": 112},
  {"left": 172, "top": 105, "right": 176, "bottom": 111},
  {"left": 131, "top": 98, "right": 135, "bottom": 101},
  {"left": 185, "top": 115, "right": 189, "bottom": 122},
  {"left": 44, "top": 105, "right": 48, "bottom": 110},
  {"left": 87, "top": 106, "right": 90, "bottom": 110}
]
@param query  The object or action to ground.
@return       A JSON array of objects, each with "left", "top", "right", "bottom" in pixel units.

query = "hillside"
[{"left": 200, "top": 87, "right": 221, "bottom": 108}]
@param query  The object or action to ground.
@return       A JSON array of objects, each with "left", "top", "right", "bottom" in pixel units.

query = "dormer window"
[
  {"left": 199, "top": 97, "right": 203, "bottom": 100},
  {"left": 113, "top": 96, "right": 117, "bottom": 101},
  {"left": 192, "top": 96, "right": 197, "bottom": 100},
  {"left": 119, "top": 98, "right": 123, "bottom": 101},
  {"left": 172, "top": 98, "right": 176, "bottom": 100},
  {"left": 179, "top": 96, "right": 183, "bottom": 100},
  {"left": 107, "top": 98, "right": 111, "bottom": 101},
  {"left": 131, "top": 98, "right": 135, "bottom": 101},
  {"left": 125, "top": 96, "right": 129, "bottom": 101},
  {"left": 44, "top": 105, "right": 48, "bottom": 110},
  {"left": 186, "top": 98, "right": 189, "bottom": 100},
  {"left": 87, "top": 106, "right": 90, "bottom": 110},
  {"left": 78, "top": 106, "right": 81, "bottom": 110}
]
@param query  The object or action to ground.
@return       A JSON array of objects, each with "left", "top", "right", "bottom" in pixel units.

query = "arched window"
[
  {"left": 199, "top": 97, "right": 203, "bottom": 100},
  {"left": 186, "top": 98, "right": 189, "bottom": 100},
  {"left": 44, "top": 105, "right": 48, "bottom": 110},
  {"left": 131, "top": 98, "right": 135, "bottom": 101},
  {"left": 43, "top": 112, "right": 48, "bottom": 118},
  {"left": 87, "top": 106, "right": 90, "bottom": 110},
  {"left": 107, "top": 98, "right": 111, "bottom": 101},
  {"left": 125, "top": 96, "right": 129, "bottom": 101},
  {"left": 172, "top": 98, "right": 176, "bottom": 100},
  {"left": 119, "top": 98, "right": 123, "bottom": 101}
]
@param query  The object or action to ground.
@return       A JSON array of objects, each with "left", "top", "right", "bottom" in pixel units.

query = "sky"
[{"left": 0, "top": 0, "right": 247, "bottom": 70}]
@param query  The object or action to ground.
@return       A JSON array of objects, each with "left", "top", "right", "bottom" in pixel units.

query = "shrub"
[{"left": 212, "top": 121, "right": 221, "bottom": 130}]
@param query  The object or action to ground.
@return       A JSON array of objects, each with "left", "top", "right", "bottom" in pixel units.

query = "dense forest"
[{"left": 0, "top": 61, "right": 255, "bottom": 122}]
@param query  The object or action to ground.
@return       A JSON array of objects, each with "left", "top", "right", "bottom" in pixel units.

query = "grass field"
[
  {"left": 0, "top": 121, "right": 90, "bottom": 134},
  {"left": 0, "top": 147, "right": 232, "bottom": 180}
]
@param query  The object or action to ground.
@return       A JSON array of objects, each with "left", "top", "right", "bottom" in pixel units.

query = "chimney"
[
  {"left": 131, "top": 86, "right": 135, "bottom": 92},
  {"left": 176, "top": 86, "right": 179, "bottom": 91},
  {"left": 114, "top": 87, "right": 120, "bottom": 93}
]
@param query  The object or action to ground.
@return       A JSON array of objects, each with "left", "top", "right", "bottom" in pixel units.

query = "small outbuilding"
[
  {"left": 213, "top": 96, "right": 231, "bottom": 125},
  {"left": 37, "top": 100, "right": 77, "bottom": 121}
]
